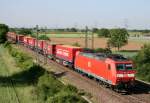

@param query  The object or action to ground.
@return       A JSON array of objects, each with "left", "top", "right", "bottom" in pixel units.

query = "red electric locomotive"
[{"left": 75, "top": 52, "right": 136, "bottom": 89}]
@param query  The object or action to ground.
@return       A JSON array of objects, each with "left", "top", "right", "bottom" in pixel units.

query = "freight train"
[{"left": 6, "top": 32, "right": 136, "bottom": 91}]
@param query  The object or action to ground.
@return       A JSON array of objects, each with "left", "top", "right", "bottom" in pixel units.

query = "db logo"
[{"left": 88, "top": 61, "right": 91, "bottom": 67}]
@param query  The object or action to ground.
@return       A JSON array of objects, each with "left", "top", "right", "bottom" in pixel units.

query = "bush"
[
  {"left": 0, "top": 24, "right": 9, "bottom": 43},
  {"left": 36, "top": 72, "right": 87, "bottom": 103},
  {"left": 72, "top": 42, "right": 80, "bottom": 47},
  {"left": 62, "top": 84, "right": 78, "bottom": 93},
  {"left": 38, "top": 35, "right": 50, "bottom": 40},
  {"left": 18, "top": 28, "right": 32, "bottom": 35},
  {"left": 47, "top": 92, "right": 88, "bottom": 103},
  {"left": 94, "top": 48, "right": 112, "bottom": 54},
  {"left": 4, "top": 44, "right": 33, "bottom": 69},
  {"left": 3, "top": 41, "right": 11, "bottom": 47},
  {"left": 97, "top": 28, "right": 110, "bottom": 37},
  {"left": 37, "top": 72, "right": 63, "bottom": 101},
  {"left": 133, "top": 44, "right": 150, "bottom": 82},
  {"left": 10, "top": 64, "right": 45, "bottom": 85}
]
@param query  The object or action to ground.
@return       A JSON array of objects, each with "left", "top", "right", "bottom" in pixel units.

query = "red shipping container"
[
  {"left": 17, "top": 35, "right": 24, "bottom": 43},
  {"left": 37, "top": 40, "right": 46, "bottom": 50},
  {"left": 43, "top": 41, "right": 48, "bottom": 51},
  {"left": 28, "top": 37, "right": 36, "bottom": 47},
  {"left": 47, "top": 43, "right": 58, "bottom": 55},
  {"left": 55, "top": 45, "right": 83, "bottom": 63},
  {"left": 23, "top": 37, "right": 28, "bottom": 45}
]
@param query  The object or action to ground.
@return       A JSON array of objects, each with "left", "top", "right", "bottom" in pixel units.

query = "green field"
[
  {"left": 39, "top": 31, "right": 143, "bottom": 38},
  {"left": 39, "top": 33, "right": 98, "bottom": 38},
  {"left": 0, "top": 45, "right": 38, "bottom": 103},
  {"left": 113, "top": 51, "right": 138, "bottom": 58}
]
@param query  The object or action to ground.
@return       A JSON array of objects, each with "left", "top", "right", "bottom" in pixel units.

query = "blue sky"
[{"left": 0, "top": 0, "right": 150, "bottom": 29}]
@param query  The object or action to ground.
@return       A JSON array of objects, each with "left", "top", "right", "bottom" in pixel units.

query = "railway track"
[{"left": 16, "top": 44, "right": 150, "bottom": 103}]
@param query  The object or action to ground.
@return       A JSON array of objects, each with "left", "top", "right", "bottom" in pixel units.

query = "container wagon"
[
  {"left": 43, "top": 42, "right": 58, "bottom": 59},
  {"left": 55, "top": 45, "right": 83, "bottom": 67},
  {"left": 36, "top": 40, "right": 46, "bottom": 53},
  {"left": 17, "top": 35, "right": 24, "bottom": 44},
  {"left": 28, "top": 37, "right": 36, "bottom": 49}
]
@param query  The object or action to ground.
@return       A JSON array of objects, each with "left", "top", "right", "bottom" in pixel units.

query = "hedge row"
[{"left": 4, "top": 42, "right": 33, "bottom": 69}]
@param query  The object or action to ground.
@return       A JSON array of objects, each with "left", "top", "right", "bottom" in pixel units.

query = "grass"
[
  {"left": 0, "top": 52, "right": 19, "bottom": 103},
  {"left": 0, "top": 45, "right": 38, "bottom": 103},
  {"left": 113, "top": 51, "right": 138, "bottom": 58},
  {"left": 39, "top": 33, "right": 98, "bottom": 38}
]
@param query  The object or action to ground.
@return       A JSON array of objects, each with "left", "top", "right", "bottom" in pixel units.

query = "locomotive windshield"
[{"left": 116, "top": 64, "right": 133, "bottom": 70}]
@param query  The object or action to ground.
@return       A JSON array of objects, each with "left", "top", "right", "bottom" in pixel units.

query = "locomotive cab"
[
  {"left": 115, "top": 63, "right": 136, "bottom": 87},
  {"left": 107, "top": 54, "right": 136, "bottom": 88}
]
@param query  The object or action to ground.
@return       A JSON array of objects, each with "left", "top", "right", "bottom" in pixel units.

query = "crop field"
[
  {"left": 39, "top": 31, "right": 144, "bottom": 38},
  {"left": 49, "top": 37, "right": 150, "bottom": 50},
  {"left": 0, "top": 46, "right": 38, "bottom": 103},
  {"left": 128, "top": 31, "right": 142, "bottom": 36}
]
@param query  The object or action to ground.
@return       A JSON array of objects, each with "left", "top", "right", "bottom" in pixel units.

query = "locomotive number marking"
[{"left": 88, "top": 61, "right": 91, "bottom": 68}]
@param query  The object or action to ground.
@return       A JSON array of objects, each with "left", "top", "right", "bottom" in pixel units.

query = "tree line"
[{"left": 129, "top": 29, "right": 150, "bottom": 33}]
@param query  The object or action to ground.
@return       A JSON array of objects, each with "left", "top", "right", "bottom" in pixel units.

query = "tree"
[
  {"left": 18, "top": 28, "right": 32, "bottom": 35},
  {"left": 98, "top": 28, "right": 110, "bottom": 37},
  {"left": 108, "top": 28, "right": 129, "bottom": 51},
  {"left": 0, "top": 24, "right": 9, "bottom": 43},
  {"left": 94, "top": 48, "right": 112, "bottom": 54},
  {"left": 9, "top": 28, "right": 17, "bottom": 33},
  {"left": 133, "top": 44, "right": 150, "bottom": 82},
  {"left": 92, "top": 28, "right": 99, "bottom": 33},
  {"left": 72, "top": 42, "right": 80, "bottom": 47},
  {"left": 38, "top": 35, "right": 50, "bottom": 40},
  {"left": 70, "top": 28, "right": 77, "bottom": 32},
  {"left": 141, "top": 29, "right": 150, "bottom": 34}
]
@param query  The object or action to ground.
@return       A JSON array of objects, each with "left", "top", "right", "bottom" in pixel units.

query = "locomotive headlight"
[
  {"left": 117, "top": 74, "right": 124, "bottom": 77},
  {"left": 128, "top": 74, "right": 135, "bottom": 77}
]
